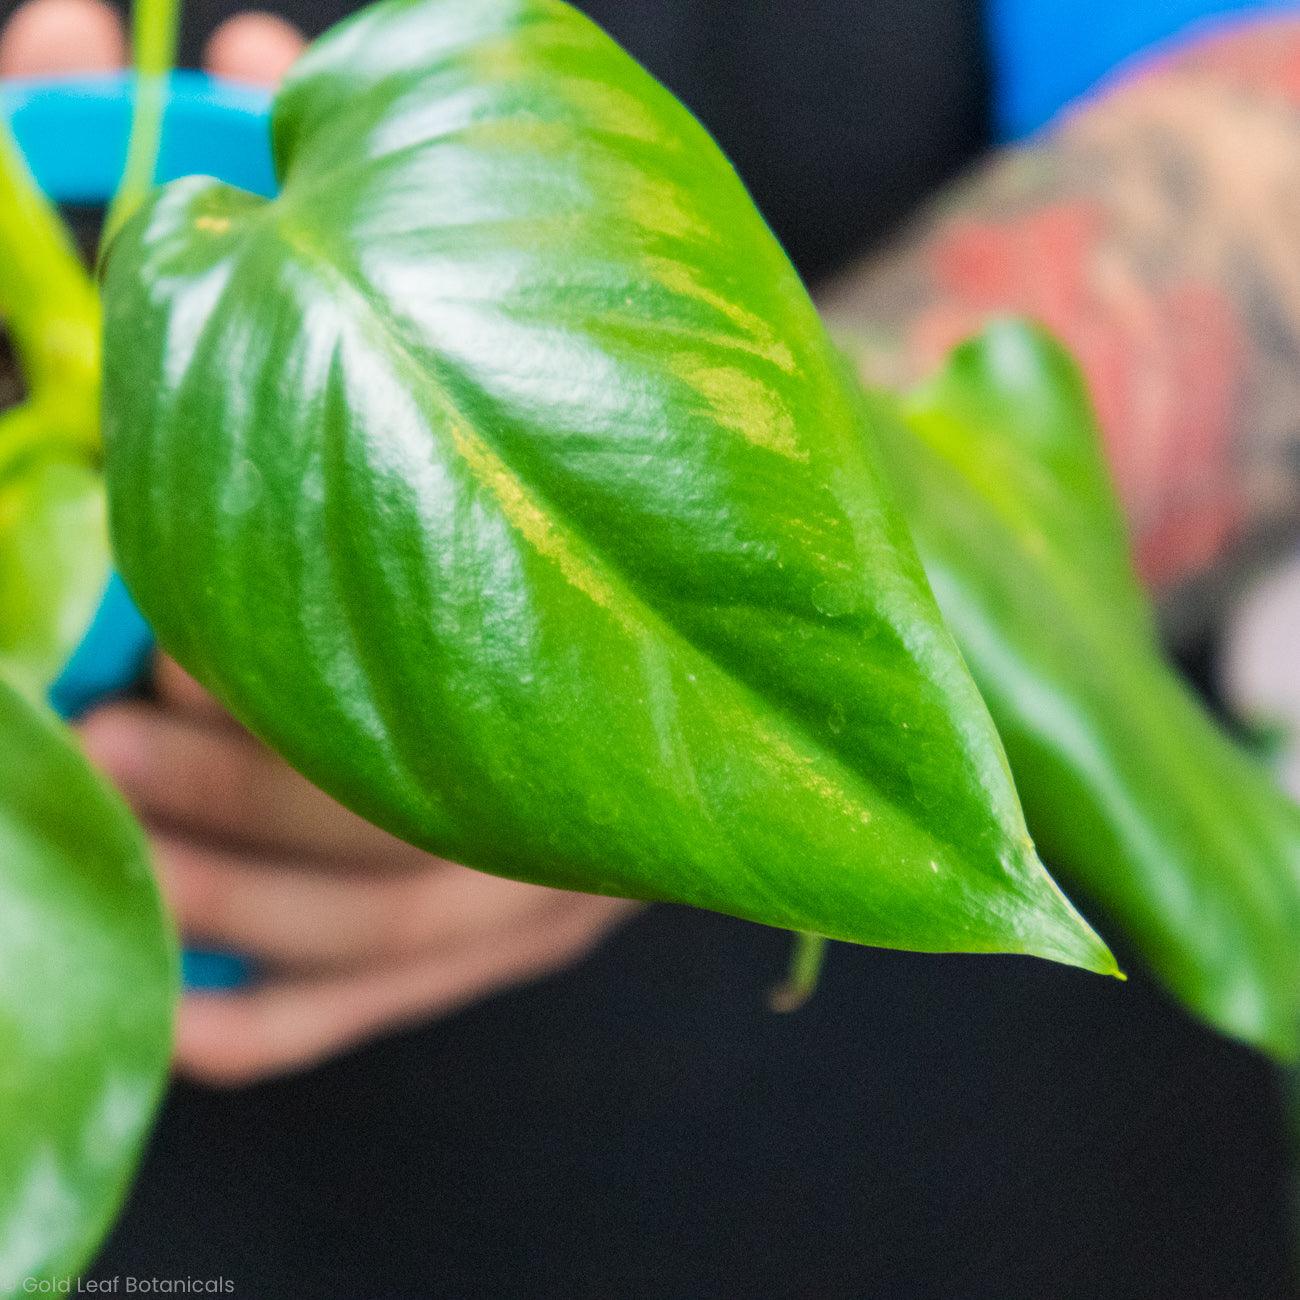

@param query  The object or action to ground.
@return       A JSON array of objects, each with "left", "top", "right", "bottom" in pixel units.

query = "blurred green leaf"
[
  {"left": 100, "top": 0, "right": 1113, "bottom": 970},
  {"left": 0, "top": 677, "right": 174, "bottom": 1290},
  {"left": 0, "top": 95, "right": 106, "bottom": 706},
  {"left": 868, "top": 317, "right": 1300, "bottom": 1056}
]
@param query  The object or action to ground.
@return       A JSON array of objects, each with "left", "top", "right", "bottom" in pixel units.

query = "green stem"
[
  {"left": 102, "top": 0, "right": 182, "bottom": 245},
  {"left": 0, "top": 399, "right": 93, "bottom": 484},
  {"left": 769, "top": 931, "right": 828, "bottom": 1012}
]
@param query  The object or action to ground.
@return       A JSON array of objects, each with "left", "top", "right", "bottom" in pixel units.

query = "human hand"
[
  {"left": 81, "top": 660, "right": 638, "bottom": 1085},
  {"left": 1, "top": 0, "right": 639, "bottom": 1085}
]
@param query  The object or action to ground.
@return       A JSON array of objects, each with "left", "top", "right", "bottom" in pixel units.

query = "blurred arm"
[{"left": 820, "top": 18, "right": 1300, "bottom": 595}]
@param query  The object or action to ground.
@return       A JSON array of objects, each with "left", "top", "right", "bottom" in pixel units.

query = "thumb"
[{"left": 203, "top": 11, "right": 305, "bottom": 88}]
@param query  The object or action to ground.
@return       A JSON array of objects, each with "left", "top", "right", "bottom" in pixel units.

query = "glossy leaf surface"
[
  {"left": 102, "top": 0, "right": 1114, "bottom": 969},
  {"left": 868, "top": 319, "right": 1300, "bottom": 1055},
  {"left": 0, "top": 677, "right": 175, "bottom": 1290}
]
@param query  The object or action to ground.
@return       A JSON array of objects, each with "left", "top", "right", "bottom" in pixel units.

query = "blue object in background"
[
  {"left": 48, "top": 572, "right": 153, "bottom": 719},
  {"left": 989, "top": 0, "right": 1300, "bottom": 138},
  {"left": 8, "top": 72, "right": 276, "bottom": 990},
  {"left": 180, "top": 949, "right": 256, "bottom": 990}
]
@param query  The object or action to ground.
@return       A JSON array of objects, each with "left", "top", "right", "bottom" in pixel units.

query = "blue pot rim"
[{"left": 4, "top": 70, "right": 276, "bottom": 204}]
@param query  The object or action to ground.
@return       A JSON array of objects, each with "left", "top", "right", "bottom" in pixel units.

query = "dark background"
[
  {"left": 97, "top": 896, "right": 1293, "bottom": 1298},
  {"left": 168, "top": 0, "right": 988, "bottom": 284},
  {"left": 32, "top": 0, "right": 1291, "bottom": 1294}
]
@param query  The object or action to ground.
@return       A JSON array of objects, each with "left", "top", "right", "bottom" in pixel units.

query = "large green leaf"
[
  {"left": 865, "top": 318, "right": 1300, "bottom": 1056},
  {"left": 100, "top": 0, "right": 1114, "bottom": 970},
  {"left": 0, "top": 677, "right": 175, "bottom": 1290}
]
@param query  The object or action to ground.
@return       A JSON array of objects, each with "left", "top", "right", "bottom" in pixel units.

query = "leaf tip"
[
  {"left": 1012, "top": 847, "right": 1122, "bottom": 980},
  {"left": 1038, "top": 918, "right": 1123, "bottom": 980},
  {"left": 1044, "top": 907, "right": 1123, "bottom": 980}
]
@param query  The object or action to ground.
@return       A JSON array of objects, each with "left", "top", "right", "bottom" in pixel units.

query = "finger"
[
  {"left": 80, "top": 699, "right": 426, "bottom": 862},
  {"left": 153, "top": 655, "right": 240, "bottom": 729},
  {"left": 175, "top": 894, "right": 636, "bottom": 1085},
  {"left": 203, "top": 11, "right": 305, "bottom": 87},
  {"left": 156, "top": 835, "right": 571, "bottom": 969},
  {"left": 0, "top": 0, "right": 126, "bottom": 77}
]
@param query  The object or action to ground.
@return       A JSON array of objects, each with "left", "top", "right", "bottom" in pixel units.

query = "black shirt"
[{"left": 175, "top": 0, "right": 989, "bottom": 281}]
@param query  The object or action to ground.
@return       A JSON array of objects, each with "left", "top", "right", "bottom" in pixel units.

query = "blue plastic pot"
[{"left": 6, "top": 71, "right": 276, "bottom": 989}]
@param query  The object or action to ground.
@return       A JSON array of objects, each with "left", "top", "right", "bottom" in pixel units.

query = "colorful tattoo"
[{"left": 820, "top": 18, "right": 1300, "bottom": 600}]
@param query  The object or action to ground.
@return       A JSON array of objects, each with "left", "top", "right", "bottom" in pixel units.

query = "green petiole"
[
  {"left": 770, "top": 932, "right": 829, "bottom": 1012},
  {"left": 103, "top": 0, "right": 183, "bottom": 245}
]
